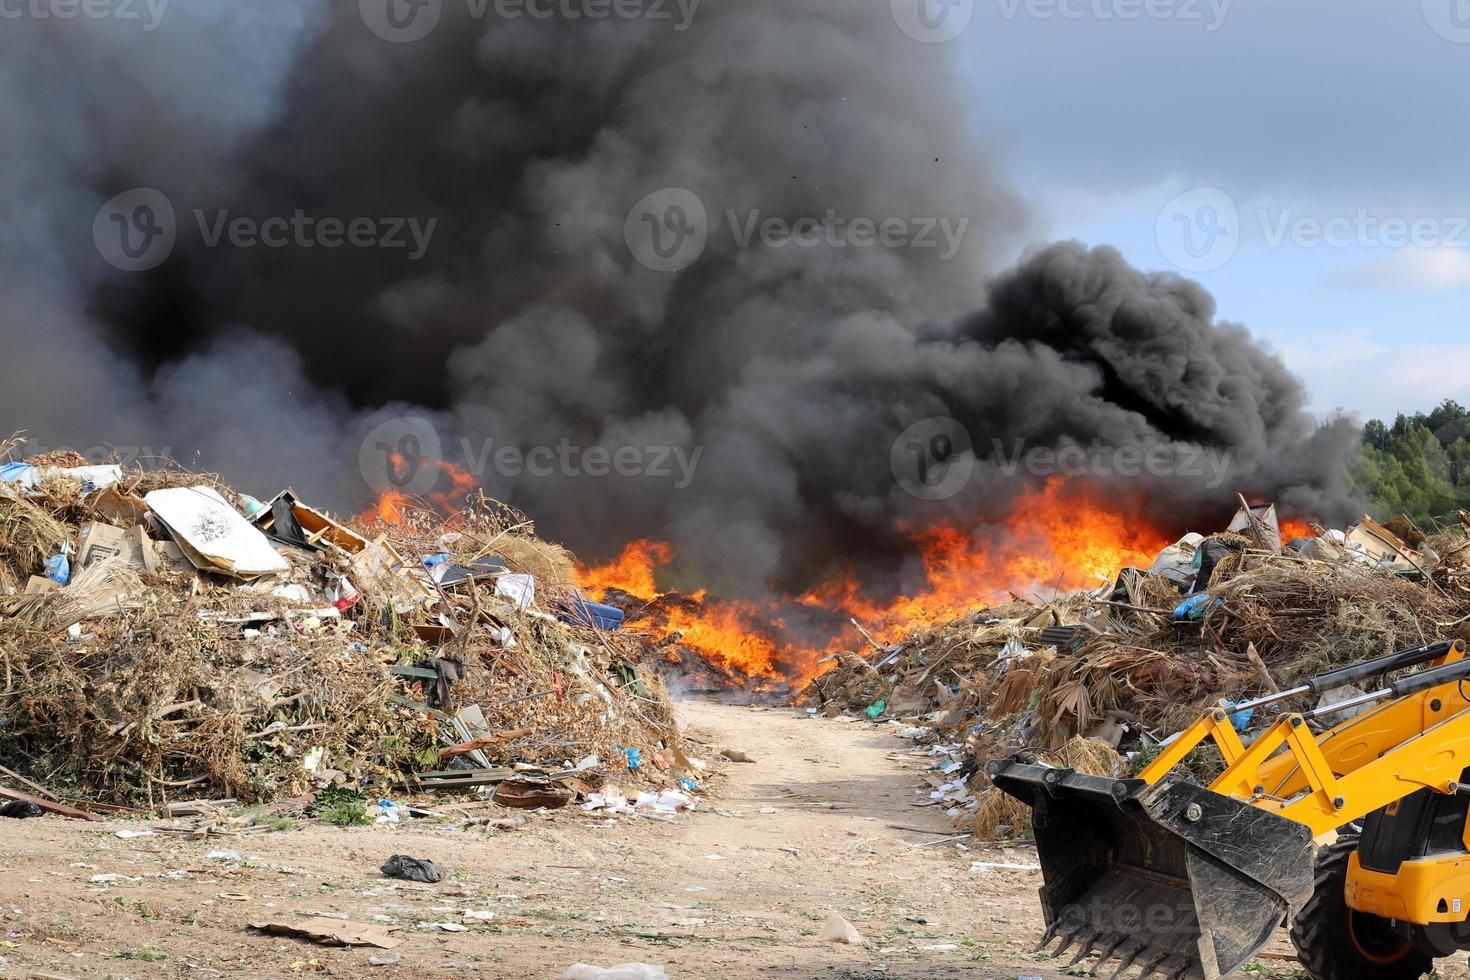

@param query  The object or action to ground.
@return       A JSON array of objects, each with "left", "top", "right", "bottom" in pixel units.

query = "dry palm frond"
[
  {"left": 991, "top": 667, "right": 1036, "bottom": 717},
  {"left": 9, "top": 558, "right": 146, "bottom": 628},
  {"left": 1047, "top": 678, "right": 1091, "bottom": 734}
]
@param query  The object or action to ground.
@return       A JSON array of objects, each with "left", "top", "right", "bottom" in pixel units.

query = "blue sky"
[{"left": 956, "top": 0, "right": 1470, "bottom": 421}]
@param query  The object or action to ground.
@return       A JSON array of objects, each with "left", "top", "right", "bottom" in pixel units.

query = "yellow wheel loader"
[{"left": 988, "top": 638, "right": 1470, "bottom": 979}]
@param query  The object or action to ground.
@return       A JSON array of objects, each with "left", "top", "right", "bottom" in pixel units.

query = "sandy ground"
[{"left": 0, "top": 701, "right": 1466, "bottom": 980}]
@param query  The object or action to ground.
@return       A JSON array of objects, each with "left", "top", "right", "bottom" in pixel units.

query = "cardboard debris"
[
  {"left": 24, "top": 576, "right": 60, "bottom": 595},
  {"left": 1228, "top": 498, "right": 1282, "bottom": 553},
  {"left": 145, "top": 486, "right": 290, "bottom": 578},
  {"left": 87, "top": 485, "right": 151, "bottom": 526},
  {"left": 1346, "top": 516, "right": 1427, "bottom": 574},
  {"left": 76, "top": 522, "right": 152, "bottom": 571},
  {"left": 250, "top": 918, "right": 403, "bottom": 949}
]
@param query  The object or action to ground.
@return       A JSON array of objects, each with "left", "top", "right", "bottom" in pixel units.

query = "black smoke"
[{"left": 0, "top": 0, "right": 1359, "bottom": 599}]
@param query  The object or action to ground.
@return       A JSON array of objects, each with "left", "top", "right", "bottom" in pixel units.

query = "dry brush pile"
[
  {"left": 805, "top": 518, "right": 1470, "bottom": 839},
  {"left": 0, "top": 441, "right": 688, "bottom": 811}
]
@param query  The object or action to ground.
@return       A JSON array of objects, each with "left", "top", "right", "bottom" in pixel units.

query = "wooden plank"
[
  {"left": 439, "top": 727, "right": 534, "bottom": 762},
  {"left": 387, "top": 694, "right": 451, "bottom": 722},
  {"left": 0, "top": 786, "right": 103, "bottom": 822}
]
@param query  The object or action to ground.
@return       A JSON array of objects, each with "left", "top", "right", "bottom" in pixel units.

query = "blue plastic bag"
[
  {"left": 1225, "top": 701, "right": 1255, "bottom": 733},
  {"left": 43, "top": 553, "right": 70, "bottom": 586},
  {"left": 1173, "top": 593, "right": 1219, "bottom": 621}
]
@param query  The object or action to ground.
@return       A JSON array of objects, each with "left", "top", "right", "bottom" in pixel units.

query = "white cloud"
[
  {"left": 1279, "top": 329, "right": 1470, "bottom": 420},
  {"left": 1323, "top": 245, "right": 1470, "bottom": 292}
]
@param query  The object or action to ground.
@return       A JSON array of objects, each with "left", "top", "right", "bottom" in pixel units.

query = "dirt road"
[{"left": 0, "top": 701, "right": 1410, "bottom": 979}]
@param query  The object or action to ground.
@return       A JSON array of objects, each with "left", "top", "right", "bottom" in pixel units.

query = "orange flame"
[
  {"left": 1279, "top": 517, "right": 1316, "bottom": 541},
  {"left": 360, "top": 452, "right": 478, "bottom": 525},
  {"left": 580, "top": 478, "right": 1176, "bottom": 685}
]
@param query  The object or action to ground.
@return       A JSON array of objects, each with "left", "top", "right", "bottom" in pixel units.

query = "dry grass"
[
  {"left": 493, "top": 535, "right": 577, "bottom": 585},
  {"left": 973, "top": 737, "right": 1122, "bottom": 840},
  {"left": 0, "top": 489, "right": 70, "bottom": 589}
]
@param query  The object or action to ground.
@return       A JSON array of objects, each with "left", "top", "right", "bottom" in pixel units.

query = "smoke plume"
[{"left": 0, "top": 0, "right": 1358, "bottom": 598}]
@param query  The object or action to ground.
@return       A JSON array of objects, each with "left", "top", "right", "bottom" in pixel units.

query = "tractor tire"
[{"left": 1289, "top": 835, "right": 1433, "bottom": 980}]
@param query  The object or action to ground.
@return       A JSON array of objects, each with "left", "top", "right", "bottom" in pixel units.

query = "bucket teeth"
[
  {"left": 1105, "top": 939, "right": 1147, "bottom": 980},
  {"left": 1051, "top": 922, "right": 1085, "bottom": 958},
  {"left": 1087, "top": 934, "right": 1128, "bottom": 976},
  {"left": 1032, "top": 921, "right": 1060, "bottom": 954},
  {"left": 1134, "top": 947, "right": 1171, "bottom": 978},
  {"left": 1067, "top": 931, "right": 1101, "bottom": 966},
  {"left": 1157, "top": 954, "right": 1193, "bottom": 980}
]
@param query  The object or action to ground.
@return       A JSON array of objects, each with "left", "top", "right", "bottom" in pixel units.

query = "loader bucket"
[{"left": 987, "top": 757, "right": 1316, "bottom": 979}]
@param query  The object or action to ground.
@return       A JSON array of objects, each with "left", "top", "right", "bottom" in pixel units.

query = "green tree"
[{"left": 1349, "top": 400, "right": 1470, "bottom": 526}]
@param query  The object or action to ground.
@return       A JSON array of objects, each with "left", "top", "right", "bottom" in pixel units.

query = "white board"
[{"left": 144, "top": 486, "right": 290, "bottom": 578}]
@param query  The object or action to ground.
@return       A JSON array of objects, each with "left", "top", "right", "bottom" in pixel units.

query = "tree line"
[{"left": 1350, "top": 400, "right": 1470, "bottom": 528}]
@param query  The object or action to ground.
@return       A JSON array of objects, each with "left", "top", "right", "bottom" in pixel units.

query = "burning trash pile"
[
  {"left": 0, "top": 434, "right": 693, "bottom": 816},
  {"left": 804, "top": 497, "right": 1470, "bottom": 838}
]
